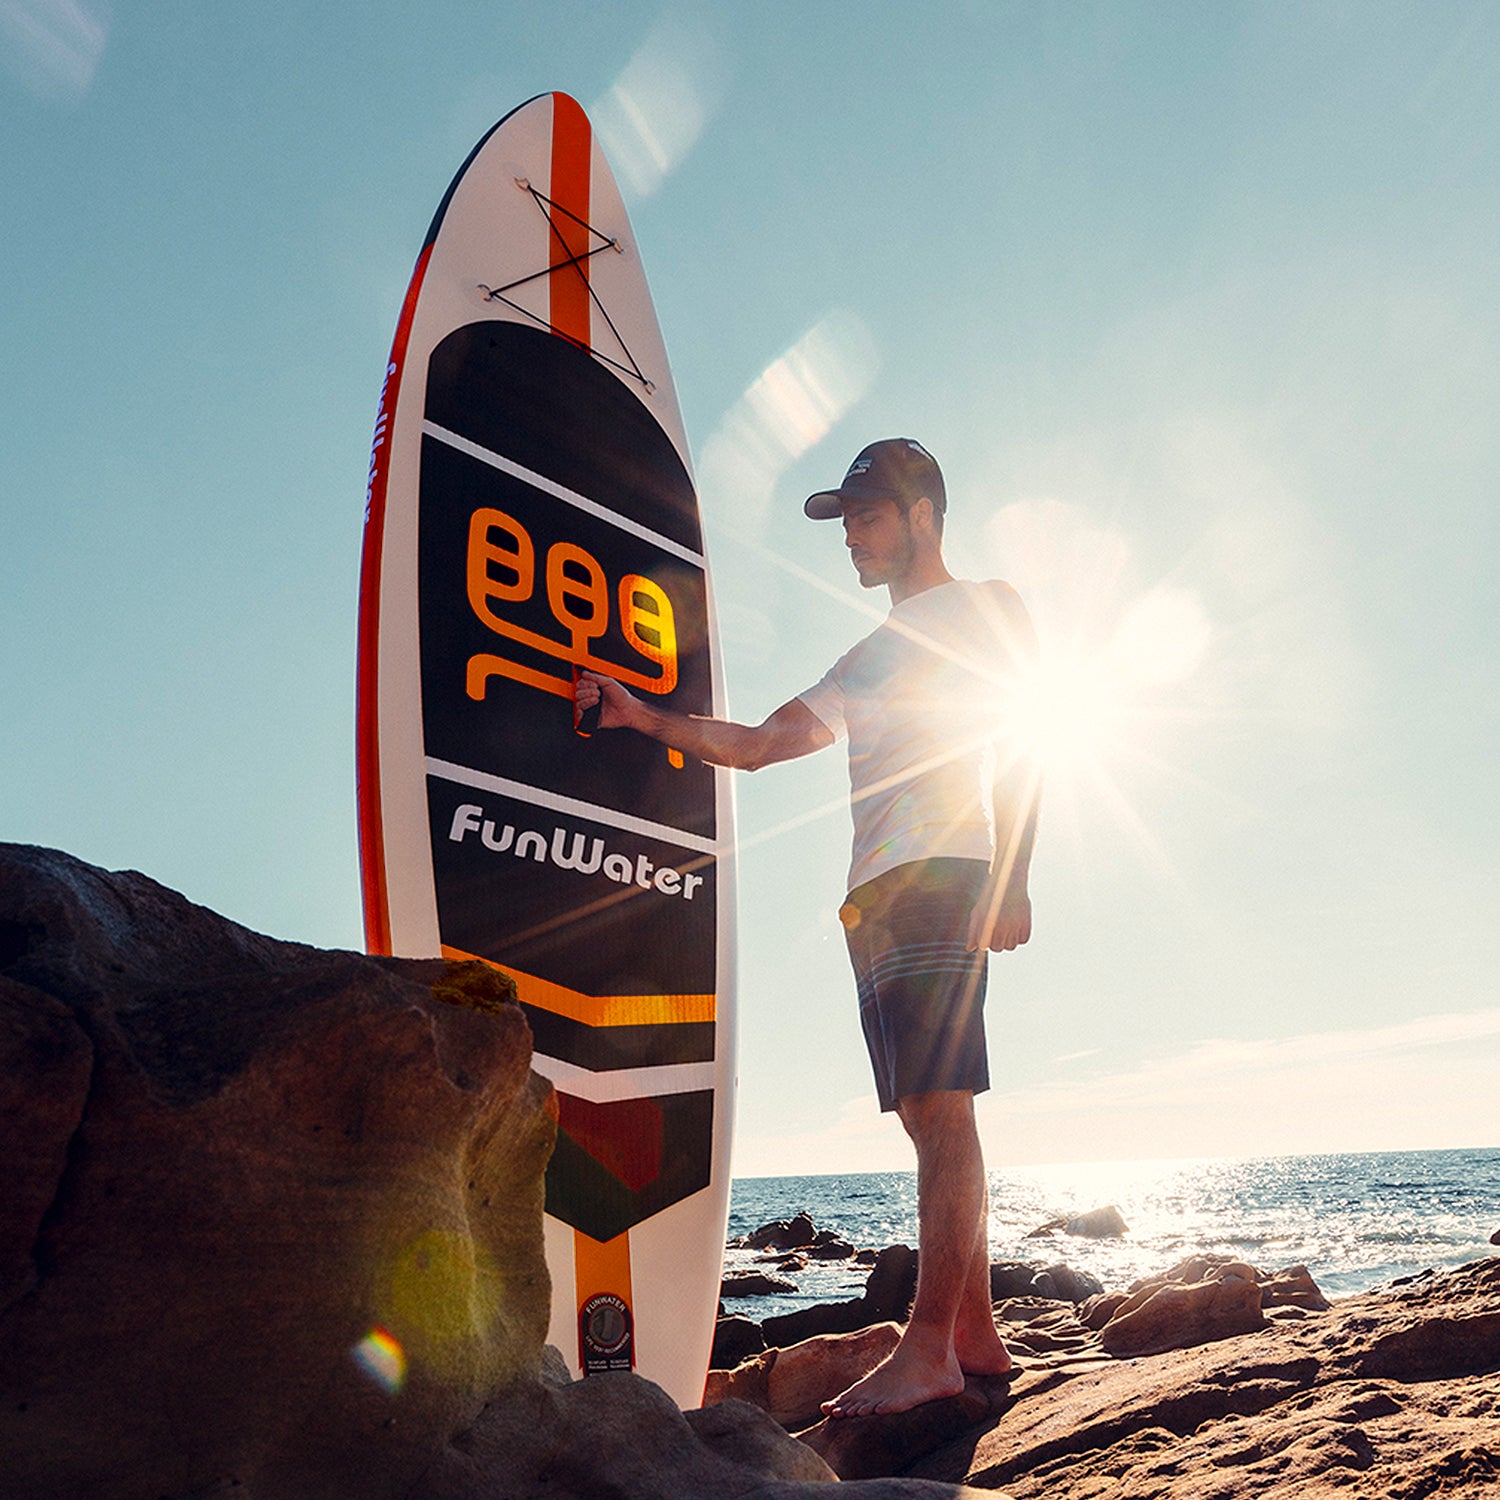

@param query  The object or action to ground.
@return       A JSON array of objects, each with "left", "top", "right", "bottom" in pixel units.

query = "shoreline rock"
[
  {"left": 706, "top": 1256, "right": 1500, "bottom": 1494},
  {"left": 4, "top": 844, "right": 981, "bottom": 1499}
]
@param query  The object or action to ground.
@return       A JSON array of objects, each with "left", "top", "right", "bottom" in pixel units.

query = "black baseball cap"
[{"left": 804, "top": 438, "right": 946, "bottom": 520}]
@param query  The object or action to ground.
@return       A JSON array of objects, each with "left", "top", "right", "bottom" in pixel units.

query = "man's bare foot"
[{"left": 820, "top": 1339, "right": 966, "bottom": 1419}]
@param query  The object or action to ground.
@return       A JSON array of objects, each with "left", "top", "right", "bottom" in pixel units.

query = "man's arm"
[
  {"left": 968, "top": 587, "right": 1043, "bottom": 953},
  {"left": 575, "top": 670, "right": 834, "bottom": 770},
  {"left": 967, "top": 755, "right": 1041, "bottom": 952}
]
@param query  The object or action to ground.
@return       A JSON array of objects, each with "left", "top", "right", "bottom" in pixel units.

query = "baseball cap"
[{"left": 804, "top": 438, "right": 947, "bottom": 520}]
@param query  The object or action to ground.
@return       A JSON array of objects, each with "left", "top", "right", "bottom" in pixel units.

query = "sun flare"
[{"left": 1008, "top": 588, "right": 1211, "bottom": 785}]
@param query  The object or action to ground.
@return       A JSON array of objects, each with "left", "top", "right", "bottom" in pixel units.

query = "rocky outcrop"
[
  {"left": 0, "top": 845, "right": 989, "bottom": 1500},
  {"left": 0, "top": 844, "right": 555, "bottom": 1499},
  {"left": 908, "top": 1260, "right": 1500, "bottom": 1495},
  {"left": 708, "top": 1248, "right": 1500, "bottom": 1494}
]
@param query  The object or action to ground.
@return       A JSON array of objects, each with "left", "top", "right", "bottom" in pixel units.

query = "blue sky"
[{"left": 4, "top": 1, "right": 1497, "bottom": 1174}]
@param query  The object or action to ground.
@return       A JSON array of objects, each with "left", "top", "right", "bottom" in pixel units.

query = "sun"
[
  {"left": 1009, "top": 588, "right": 1212, "bottom": 785},
  {"left": 1009, "top": 648, "right": 1124, "bottom": 780}
]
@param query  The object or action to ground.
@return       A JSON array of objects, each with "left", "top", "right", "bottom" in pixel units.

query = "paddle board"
[{"left": 356, "top": 92, "right": 735, "bottom": 1409}]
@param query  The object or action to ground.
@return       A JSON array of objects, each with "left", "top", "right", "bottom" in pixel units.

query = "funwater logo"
[
  {"left": 465, "top": 506, "right": 679, "bottom": 703},
  {"left": 447, "top": 804, "right": 706, "bottom": 902}
]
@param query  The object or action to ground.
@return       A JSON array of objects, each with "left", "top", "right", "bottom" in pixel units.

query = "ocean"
[{"left": 723, "top": 1145, "right": 1500, "bottom": 1324}]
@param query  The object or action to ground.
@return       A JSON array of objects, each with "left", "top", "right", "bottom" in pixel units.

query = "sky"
[{"left": 3, "top": 1, "right": 1497, "bottom": 1178}]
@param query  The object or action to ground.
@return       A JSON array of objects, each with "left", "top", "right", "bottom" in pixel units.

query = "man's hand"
[
  {"left": 575, "top": 670, "right": 644, "bottom": 732},
  {"left": 966, "top": 883, "right": 1032, "bottom": 953}
]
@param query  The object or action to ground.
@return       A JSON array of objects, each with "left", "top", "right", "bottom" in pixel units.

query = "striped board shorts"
[{"left": 838, "top": 857, "right": 991, "bottom": 1113}]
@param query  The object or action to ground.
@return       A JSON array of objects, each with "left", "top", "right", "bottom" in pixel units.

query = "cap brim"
[{"left": 803, "top": 490, "right": 845, "bottom": 519}]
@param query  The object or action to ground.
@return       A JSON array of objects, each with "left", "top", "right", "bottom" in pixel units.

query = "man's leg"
[
  {"left": 822, "top": 1090, "right": 1009, "bottom": 1417},
  {"left": 954, "top": 1167, "right": 1011, "bottom": 1375}
]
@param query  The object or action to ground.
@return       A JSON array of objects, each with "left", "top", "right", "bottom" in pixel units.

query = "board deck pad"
[{"left": 358, "top": 92, "right": 735, "bottom": 1407}]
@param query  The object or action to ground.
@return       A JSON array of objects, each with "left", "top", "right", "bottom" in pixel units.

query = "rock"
[
  {"left": 1260, "top": 1263, "right": 1331, "bottom": 1311},
  {"left": 745, "top": 1210, "right": 818, "bottom": 1251},
  {"left": 989, "top": 1261, "right": 1039, "bottom": 1301},
  {"left": 761, "top": 1243, "right": 918, "bottom": 1349},
  {"left": 1026, "top": 1204, "right": 1128, "bottom": 1238},
  {"left": 1491, "top": 1228, "right": 1500, "bottom": 1246},
  {"left": 0, "top": 843, "right": 554, "bottom": 1499},
  {"left": 904, "top": 1257, "right": 1500, "bottom": 1498},
  {"left": 704, "top": 1346, "right": 775, "bottom": 1411},
  {"left": 762, "top": 1294, "right": 873, "bottom": 1348},
  {"left": 765, "top": 1323, "right": 902, "bottom": 1429},
  {"left": 750, "top": 1484, "right": 1003, "bottom": 1498},
  {"left": 0, "top": 846, "right": 963, "bottom": 1500},
  {"left": 421, "top": 1376, "right": 842, "bottom": 1496},
  {"left": 1078, "top": 1290, "right": 1131, "bottom": 1330},
  {"left": 799, "top": 1374, "right": 1014, "bottom": 1482},
  {"left": 723, "top": 1270, "right": 799, "bottom": 1297},
  {"left": 756, "top": 1251, "right": 808, "bottom": 1269},
  {"left": 807, "top": 1231, "right": 857, "bottom": 1260},
  {"left": 713, "top": 1314, "right": 768, "bottom": 1370},
  {"left": 1101, "top": 1270, "right": 1265, "bottom": 1356},
  {"left": 864, "top": 1243, "right": 920, "bottom": 1321},
  {"left": 1036, "top": 1261, "right": 1105, "bottom": 1303}
]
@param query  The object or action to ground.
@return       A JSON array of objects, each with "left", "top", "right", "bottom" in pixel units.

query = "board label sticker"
[{"left": 579, "top": 1292, "right": 634, "bottom": 1374}]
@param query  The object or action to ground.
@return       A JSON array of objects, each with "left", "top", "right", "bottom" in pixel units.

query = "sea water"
[{"left": 723, "top": 1145, "right": 1500, "bottom": 1324}]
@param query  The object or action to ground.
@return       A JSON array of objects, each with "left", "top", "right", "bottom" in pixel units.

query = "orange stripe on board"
[
  {"left": 574, "top": 1228, "right": 633, "bottom": 1373},
  {"left": 356, "top": 241, "right": 434, "bottom": 956},
  {"left": 441, "top": 947, "right": 715, "bottom": 1028},
  {"left": 549, "top": 93, "right": 593, "bottom": 348}
]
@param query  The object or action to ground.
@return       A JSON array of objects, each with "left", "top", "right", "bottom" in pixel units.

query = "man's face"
[{"left": 841, "top": 497, "right": 914, "bottom": 589}]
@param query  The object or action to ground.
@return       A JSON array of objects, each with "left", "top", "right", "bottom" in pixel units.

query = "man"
[{"left": 576, "top": 438, "right": 1040, "bottom": 1417}]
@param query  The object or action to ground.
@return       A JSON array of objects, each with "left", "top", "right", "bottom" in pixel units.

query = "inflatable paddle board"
[{"left": 357, "top": 93, "right": 735, "bottom": 1409}]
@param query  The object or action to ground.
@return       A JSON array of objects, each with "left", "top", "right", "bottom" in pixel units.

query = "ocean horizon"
[{"left": 723, "top": 1144, "right": 1500, "bottom": 1324}]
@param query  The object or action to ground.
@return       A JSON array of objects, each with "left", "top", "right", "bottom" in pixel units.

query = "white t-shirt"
[{"left": 798, "top": 579, "right": 1036, "bottom": 894}]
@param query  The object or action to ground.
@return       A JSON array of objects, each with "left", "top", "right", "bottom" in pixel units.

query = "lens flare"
[{"left": 352, "top": 1327, "right": 406, "bottom": 1394}]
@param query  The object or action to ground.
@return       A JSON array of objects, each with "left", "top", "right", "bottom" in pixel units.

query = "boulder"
[
  {"left": 712, "top": 1314, "right": 767, "bottom": 1371},
  {"left": 906, "top": 1257, "right": 1500, "bottom": 1498},
  {"left": 722, "top": 1270, "right": 799, "bottom": 1298},
  {"left": 765, "top": 1322, "right": 903, "bottom": 1429},
  {"left": 756, "top": 1251, "right": 808, "bottom": 1269},
  {"left": 1026, "top": 1204, "right": 1128, "bottom": 1239},
  {"left": 0, "top": 846, "right": 989, "bottom": 1500},
  {"left": 1260, "top": 1263, "right": 1331, "bottom": 1311},
  {"left": 1100, "top": 1271, "right": 1264, "bottom": 1356},
  {"left": 762, "top": 1294, "right": 873, "bottom": 1348},
  {"left": 0, "top": 843, "right": 553, "bottom": 1499},
  {"left": 761, "top": 1243, "right": 917, "bottom": 1349},
  {"left": 1078, "top": 1290, "right": 1131, "bottom": 1330},
  {"left": 703, "top": 1346, "right": 775, "bottom": 1411},
  {"left": 799, "top": 1375, "right": 1015, "bottom": 1482},
  {"left": 419, "top": 1375, "right": 843, "bottom": 1496},
  {"left": 989, "top": 1261, "right": 1039, "bottom": 1301},
  {"left": 745, "top": 1211, "right": 818, "bottom": 1251},
  {"left": 807, "top": 1232, "right": 858, "bottom": 1260},
  {"left": 1036, "top": 1261, "right": 1105, "bottom": 1303},
  {"left": 1491, "top": 1228, "right": 1500, "bottom": 1246},
  {"left": 864, "top": 1243, "right": 920, "bottom": 1321}
]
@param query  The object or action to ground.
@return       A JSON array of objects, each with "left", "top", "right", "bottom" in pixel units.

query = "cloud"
[
  {"left": 979, "top": 1007, "right": 1500, "bottom": 1165},
  {"left": 731, "top": 1092, "right": 907, "bottom": 1179},
  {"left": 1, "top": 0, "right": 108, "bottom": 102},
  {"left": 734, "top": 1007, "right": 1500, "bottom": 1177}
]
